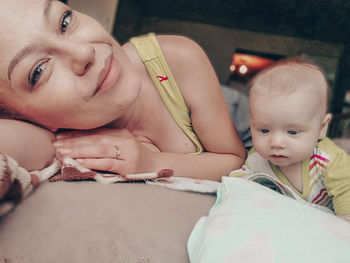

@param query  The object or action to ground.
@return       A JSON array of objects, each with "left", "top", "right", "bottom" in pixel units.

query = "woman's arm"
[
  {"left": 54, "top": 128, "right": 243, "bottom": 181},
  {"left": 52, "top": 35, "right": 245, "bottom": 181},
  {"left": 0, "top": 119, "right": 55, "bottom": 171},
  {"left": 158, "top": 35, "right": 246, "bottom": 180}
]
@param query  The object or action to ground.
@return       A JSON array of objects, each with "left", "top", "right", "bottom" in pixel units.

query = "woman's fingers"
[
  {"left": 54, "top": 134, "right": 118, "bottom": 148},
  {"left": 55, "top": 129, "right": 94, "bottom": 140},
  {"left": 56, "top": 127, "right": 130, "bottom": 140},
  {"left": 76, "top": 158, "right": 125, "bottom": 174},
  {"left": 52, "top": 128, "right": 150, "bottom": 175},
  {"left": 57, "top": 143, "right": 127, "bottom": 174},
  {"left": 56, "top": 143, "right": 123, "bottom": 160}
]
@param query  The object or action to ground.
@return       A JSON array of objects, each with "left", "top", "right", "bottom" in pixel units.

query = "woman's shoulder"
[
  {"left": 156, "top": 34, "right": 207, "bottom": 65},
  {"left": 156, "top": 34, "right": 201, "bottom": 50},
  {"left": 123, "top": 33, "right": 219, "bottom": 103},
  {"left": 123, "top": 34, "right": 206, "bottom": 68},
  {"left": 0, "top": 119, "right": 55, "bottom": 171}
]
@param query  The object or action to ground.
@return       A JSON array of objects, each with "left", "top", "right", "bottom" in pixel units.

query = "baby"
[{"left": 230, "top": 60, "right": 350, "bottom": 221}]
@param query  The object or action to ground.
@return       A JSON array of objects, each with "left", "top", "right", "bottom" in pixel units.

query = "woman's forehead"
[
  {"left": 0, "top": 1, "right": 52, "bottom": 63},
  {"left": 2, "top": 0, "right": 46, "bottom": 13},
  {"left": 0, "top": 0, "right": 47, "bottom": 32}
]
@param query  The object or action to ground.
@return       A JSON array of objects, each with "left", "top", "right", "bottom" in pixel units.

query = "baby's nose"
[{"left": 269, "top": 134, "right": 286, "bottom": 149}]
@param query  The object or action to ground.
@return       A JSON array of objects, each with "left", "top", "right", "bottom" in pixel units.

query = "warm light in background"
[
  {"left": 230, "top": 52, "right": 278, "bottom": 76},
  {"left": 238, "top": 65, "right": 248, "bottom": 74}
]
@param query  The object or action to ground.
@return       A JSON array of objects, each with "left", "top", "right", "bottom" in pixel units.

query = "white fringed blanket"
[{"left": 0, "top": 153, "right": 173, "bottom": 217}]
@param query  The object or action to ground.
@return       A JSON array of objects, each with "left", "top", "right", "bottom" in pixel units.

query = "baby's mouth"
[{"left": 270, "top": 154, "right": 288, "bottom": 160}]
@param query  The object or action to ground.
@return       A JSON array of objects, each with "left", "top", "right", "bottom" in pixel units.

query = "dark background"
[
  {"left": 112, "top": 0, "right": 350, "bottom": 137},
  {"left": 114, "top": 0, "right": 350, "bottom": 44}
]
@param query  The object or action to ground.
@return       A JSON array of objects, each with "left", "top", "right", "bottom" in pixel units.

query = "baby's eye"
[
  {"left": 60, "top": 10, "right": 72, "bottom": 33},
  {"left": 29, "top": 61, "right": 47, "bottom": 87},
  {"left": 260, "top": 129, "right": 270, "bottom": 134},
  {"left": 287, "top": 130, "right": 298, "bottom": 135}
]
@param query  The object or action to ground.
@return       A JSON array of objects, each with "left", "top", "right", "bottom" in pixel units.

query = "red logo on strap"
[{"left": 156, "top": 75, "right": 168, "bottom": 82}]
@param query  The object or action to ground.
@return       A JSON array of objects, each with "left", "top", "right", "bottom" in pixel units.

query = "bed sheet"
[{"left": 188, "top": 177, "right": 350, "bottom": 263}]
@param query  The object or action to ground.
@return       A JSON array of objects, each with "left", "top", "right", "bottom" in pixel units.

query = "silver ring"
[{"left": 115, "top": 146, "right": 121, "bottom": 159}]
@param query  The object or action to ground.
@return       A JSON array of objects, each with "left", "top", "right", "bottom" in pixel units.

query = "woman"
[{"left": 0, "top": 0, "right": 245, "bottom": 181}]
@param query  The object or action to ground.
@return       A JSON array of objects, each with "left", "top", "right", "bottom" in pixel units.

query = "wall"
[
  {"left": 141, "top": 18, "right": 343, "bottom": 86},
  {"left": 68, "top": 0, "right": 119, "bottom": 33},
  {"left": 138, "top": 18, "right": 348, "bottom": 137}
]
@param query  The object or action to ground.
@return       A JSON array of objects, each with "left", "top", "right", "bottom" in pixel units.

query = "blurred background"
[{"left": 66, "top": 0, "right": 350, "bottom": 140}]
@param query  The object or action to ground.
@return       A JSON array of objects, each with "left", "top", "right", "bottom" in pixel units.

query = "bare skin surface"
[{"left": 0, "top": 0, "right": 245, "bottom": 180}]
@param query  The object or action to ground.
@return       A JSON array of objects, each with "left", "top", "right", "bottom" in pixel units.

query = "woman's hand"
[{"left": 53, "top": 128, "right": 159, "bottom": 175}]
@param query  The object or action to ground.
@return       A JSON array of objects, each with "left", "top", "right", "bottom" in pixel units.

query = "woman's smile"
[{"left": 94, "top": 54, "right": 120, "bottom": 96}]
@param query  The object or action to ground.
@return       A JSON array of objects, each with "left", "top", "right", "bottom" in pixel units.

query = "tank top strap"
[{"left": 130, "top": 33, "right": 203, "bottom": 153}]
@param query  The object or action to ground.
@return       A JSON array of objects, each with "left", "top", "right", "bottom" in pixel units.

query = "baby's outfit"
[
  {"left": 130, "top": 33, "right": 203, "bottom": 154},
  {"left": 230, "top": 137, "right": 350, "bottom": 214}
]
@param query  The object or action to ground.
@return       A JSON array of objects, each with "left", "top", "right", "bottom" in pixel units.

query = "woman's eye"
[
  {"left": 60, "top": 10, "right": 72, "bottom": 33},
  {"left": 287, "top": 130, "right": 298, "bottom": 135},
  {"left": 29, "top": 61, "right": 47, "bottom": 87},
  {"left": 260, "top": 129, "right": 270, "bottom": 134}
]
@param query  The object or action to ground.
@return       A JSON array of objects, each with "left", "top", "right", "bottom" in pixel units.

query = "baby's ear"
[{"left": 319, "top": 113, "right": 332, "bottom": 139}]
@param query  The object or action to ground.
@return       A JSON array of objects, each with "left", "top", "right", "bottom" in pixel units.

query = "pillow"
[
  {"left": 0, "top": 181, "right": 216, "bottom": 263},
  {"left": 188, "top": 177, "right": 350, "bottom": 263}
]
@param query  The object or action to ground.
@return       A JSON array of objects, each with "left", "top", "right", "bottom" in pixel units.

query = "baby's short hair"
[{"left": 250, "top": 59, "right": 329, "bottom": 106}]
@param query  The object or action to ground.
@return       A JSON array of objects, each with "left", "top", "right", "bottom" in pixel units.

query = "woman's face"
[{"left": 0, "top": 0, "right": 141, "bottom": 130}]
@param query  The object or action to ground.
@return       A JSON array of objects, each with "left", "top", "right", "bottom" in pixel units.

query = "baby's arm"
[
  {"left": 229, "top": 164, "right": 252, "bottom": 178},
  {"left": 337, "top": 214, "right": 350, "bottom": 223},
  {"left": 324, "top": 145, "right": 350, "bottom": 221},
  {"left": 0, "top": 119, "right": 55, "bottom": 171}
]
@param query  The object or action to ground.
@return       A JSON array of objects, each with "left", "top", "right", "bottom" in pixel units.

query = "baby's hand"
[
  {"left": 241, "top": 174, "right": 251, "bottom": 179},
  {"left": 337, "top": 214, "right": 350, "bottom": 223}
]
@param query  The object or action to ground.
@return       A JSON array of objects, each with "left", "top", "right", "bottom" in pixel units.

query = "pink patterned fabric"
[{"left": 0, "top": 152, "right": 173, "bottom": 217}]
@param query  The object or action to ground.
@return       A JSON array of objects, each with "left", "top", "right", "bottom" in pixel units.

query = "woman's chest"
[{"left": 131, "top": 98, "right": 197, "bottom": 153}]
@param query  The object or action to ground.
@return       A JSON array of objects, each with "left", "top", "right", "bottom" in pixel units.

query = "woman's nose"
[
  {"left": 59, "top": 42, "right": 95, "bottom": 75},
  {"left": 71, "top": 44, "right": 95, "bottom": 75}
]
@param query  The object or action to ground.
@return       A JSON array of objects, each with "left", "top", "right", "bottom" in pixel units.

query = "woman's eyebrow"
[
  {"left": 8, "top": 0, "right": 53, "bottom": 81},
  {"left": 8, "top": 46, "right": 34, "bottom": 81}
]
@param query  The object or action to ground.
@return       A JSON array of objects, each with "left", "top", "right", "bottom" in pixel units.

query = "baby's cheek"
[
  {"left": 252, "top": 140, "right": 267, "bottom": 156},
  {"left": 292, "top": 145, "right": 314, "bottom": 162}
]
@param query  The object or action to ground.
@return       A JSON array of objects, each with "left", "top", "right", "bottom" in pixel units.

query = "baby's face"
[
  {"left": 250, "top": 89, "right": 327, "bottom": 168},
  {"left": 0, "top": 0, "right": 141, "bottom": 130}
]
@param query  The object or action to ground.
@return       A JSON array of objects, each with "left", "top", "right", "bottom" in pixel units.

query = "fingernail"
[
  {"left": 57, "top": 148, "right": 72, "bottom": 155},
  {"left": 53, "top": 141, "right": 63, "bottom": 147},
  {"left": 55, "top": 134, "right": 66, "bottom": 140}
]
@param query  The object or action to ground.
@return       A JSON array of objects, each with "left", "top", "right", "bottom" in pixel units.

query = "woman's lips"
[{"left": 94, "top": 55, "right": 120, "bottom": 95}]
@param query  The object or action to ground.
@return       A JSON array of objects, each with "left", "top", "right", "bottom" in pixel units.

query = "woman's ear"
[{"left": 319, "top": 113, "right": 332, "bottom": 139}]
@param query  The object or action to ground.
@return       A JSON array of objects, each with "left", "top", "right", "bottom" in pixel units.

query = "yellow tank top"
[{"left": 130, "top": 33, "right": 203, "bottom": 153}]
